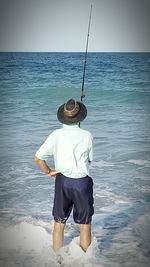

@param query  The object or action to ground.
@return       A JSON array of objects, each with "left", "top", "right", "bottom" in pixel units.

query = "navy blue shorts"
[{"left": 53, "top": 174, "right": 94, "bottom": 224}]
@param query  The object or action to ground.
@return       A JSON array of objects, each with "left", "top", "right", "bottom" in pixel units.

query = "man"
[{"left": 35, "top": 99, "right": 94, "bottom": 253}]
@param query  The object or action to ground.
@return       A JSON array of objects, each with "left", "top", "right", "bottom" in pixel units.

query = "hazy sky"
[{"left": 0, "top": 0, "right": 150, "bottom": 52}]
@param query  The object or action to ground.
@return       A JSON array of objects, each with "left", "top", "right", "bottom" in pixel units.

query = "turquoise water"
[{"left": 0, "top": 52, "right": 150, "bottom": 266}]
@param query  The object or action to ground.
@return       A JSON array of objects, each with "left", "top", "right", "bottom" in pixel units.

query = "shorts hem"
[
  {"left": 54, "top": 217, "right": 68, "bottom": 224},
  {"left": 74, "top": 218, "right": 92, "bottom": 224}
]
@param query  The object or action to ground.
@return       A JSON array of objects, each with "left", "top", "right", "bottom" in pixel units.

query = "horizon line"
[{"left": 0, "top": 51, "right": 150, "bottom": 53}]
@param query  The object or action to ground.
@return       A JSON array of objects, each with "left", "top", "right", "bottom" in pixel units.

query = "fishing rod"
[
  {"left": 80, "top": 4, "right": 92, "bottom": 103},
  {"left": 79, "top": 4, "right": 92, "bottom": 128}
]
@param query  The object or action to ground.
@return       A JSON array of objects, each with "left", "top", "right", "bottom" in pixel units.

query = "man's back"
[{"left": 36, "top": 124, "right": 93, "bottom": 178}]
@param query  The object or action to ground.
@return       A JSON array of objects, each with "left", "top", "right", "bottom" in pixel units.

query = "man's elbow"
[{"left": 34, "top": 156, "right": 41, "bottom": 164}]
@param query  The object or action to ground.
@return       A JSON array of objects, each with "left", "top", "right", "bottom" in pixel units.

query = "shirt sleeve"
[
  {"left": 35, "top": 132, "right": 55, "bottom": 160},
  {"left": 88, "top": 134, "right": 93, "bottom": 162}
]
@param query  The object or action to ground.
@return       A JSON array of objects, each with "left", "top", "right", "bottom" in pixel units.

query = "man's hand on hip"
[{"left": 47, "top": 170, "right": 60, "bottom": 177}]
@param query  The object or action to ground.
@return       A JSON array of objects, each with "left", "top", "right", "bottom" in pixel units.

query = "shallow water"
[{"left": 0, "top": 52, "right": 150, "bottom": 266}]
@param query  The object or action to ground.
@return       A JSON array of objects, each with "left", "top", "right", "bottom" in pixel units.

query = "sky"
[{"left": 0, "top": 0, "right": 150, "bottom": 52}]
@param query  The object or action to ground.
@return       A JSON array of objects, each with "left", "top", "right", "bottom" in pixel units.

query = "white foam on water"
[
  {"left": 128, "top": 159, "right": 150, "bottom": 167},
  {"left": 91, "top": 160, "right": 114, "bottom": 168},
  {"left": 140, "top": 186, "right": 150, "bottom": 193},
  {"left": 139, "top": 176, "right": 150, "bottom": 181},
  {"left": 0, "top": 221, "right": 102, "bottom": 267},
  {"left": 95, "top": 185, "right": 132, "bottom": 213},
  {"left": 56, "top": 236, "right": 102, "bottom": 267},
  {"left": 99, "top": 203, "right": 129, "bottom": 213},
  {"left": 0, "top": 210, "right": 149, "bottom": 267},
  {"left": 103, "top": 213, "right": 150, "bottom": 267},
  {"left": 0, "top": 222, "right": 51, "bottom": 251}
]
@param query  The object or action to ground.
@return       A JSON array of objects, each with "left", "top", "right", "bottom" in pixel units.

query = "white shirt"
[{"left": 35, "top": 124, "right": 93, "bottom": 178}]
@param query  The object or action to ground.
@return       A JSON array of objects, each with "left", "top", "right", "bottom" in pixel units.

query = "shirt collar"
[{"left": 62, "top": 124, "right": 79, "bottom": 129}]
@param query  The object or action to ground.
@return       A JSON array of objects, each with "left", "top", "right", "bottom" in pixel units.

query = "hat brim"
[{"left": 57, "top": 101, "right": 87, "bottom": 125}]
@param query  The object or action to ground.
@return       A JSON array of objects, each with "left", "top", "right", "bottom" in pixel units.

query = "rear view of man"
[{"left": 35, "top": 99, "right": 94, "bottom": 252}]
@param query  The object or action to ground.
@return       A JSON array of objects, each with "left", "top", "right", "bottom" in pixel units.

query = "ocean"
[{"left": 0, "top": 52, "right": 150, "bottom": 267}]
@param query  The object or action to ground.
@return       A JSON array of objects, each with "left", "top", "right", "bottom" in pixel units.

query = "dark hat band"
[
  {"left": 63, "top": 101, "right": 80, "bottom": 117},
  {"left": 57, "top": 99, "right": 87, "bottom": 125}
]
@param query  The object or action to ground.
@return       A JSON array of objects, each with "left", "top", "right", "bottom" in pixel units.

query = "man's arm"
[{"left": 34, "top": 156, "right": 59, "bottom": 177}]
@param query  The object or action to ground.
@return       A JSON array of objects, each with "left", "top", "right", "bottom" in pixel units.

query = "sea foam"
[
  {"left": 0, "top": 221, "right": 102, "bottom": 267},
  {"left": 128, "top": 159, "right": 150, "bottom": 167}
]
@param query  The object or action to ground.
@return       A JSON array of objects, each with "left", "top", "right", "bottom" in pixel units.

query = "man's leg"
[
  {"left": 79, "top": 223, "right": 91, "bottom": 252},
  {"left": 53, "top": 222, "right": 66, "bottom": 252}
]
